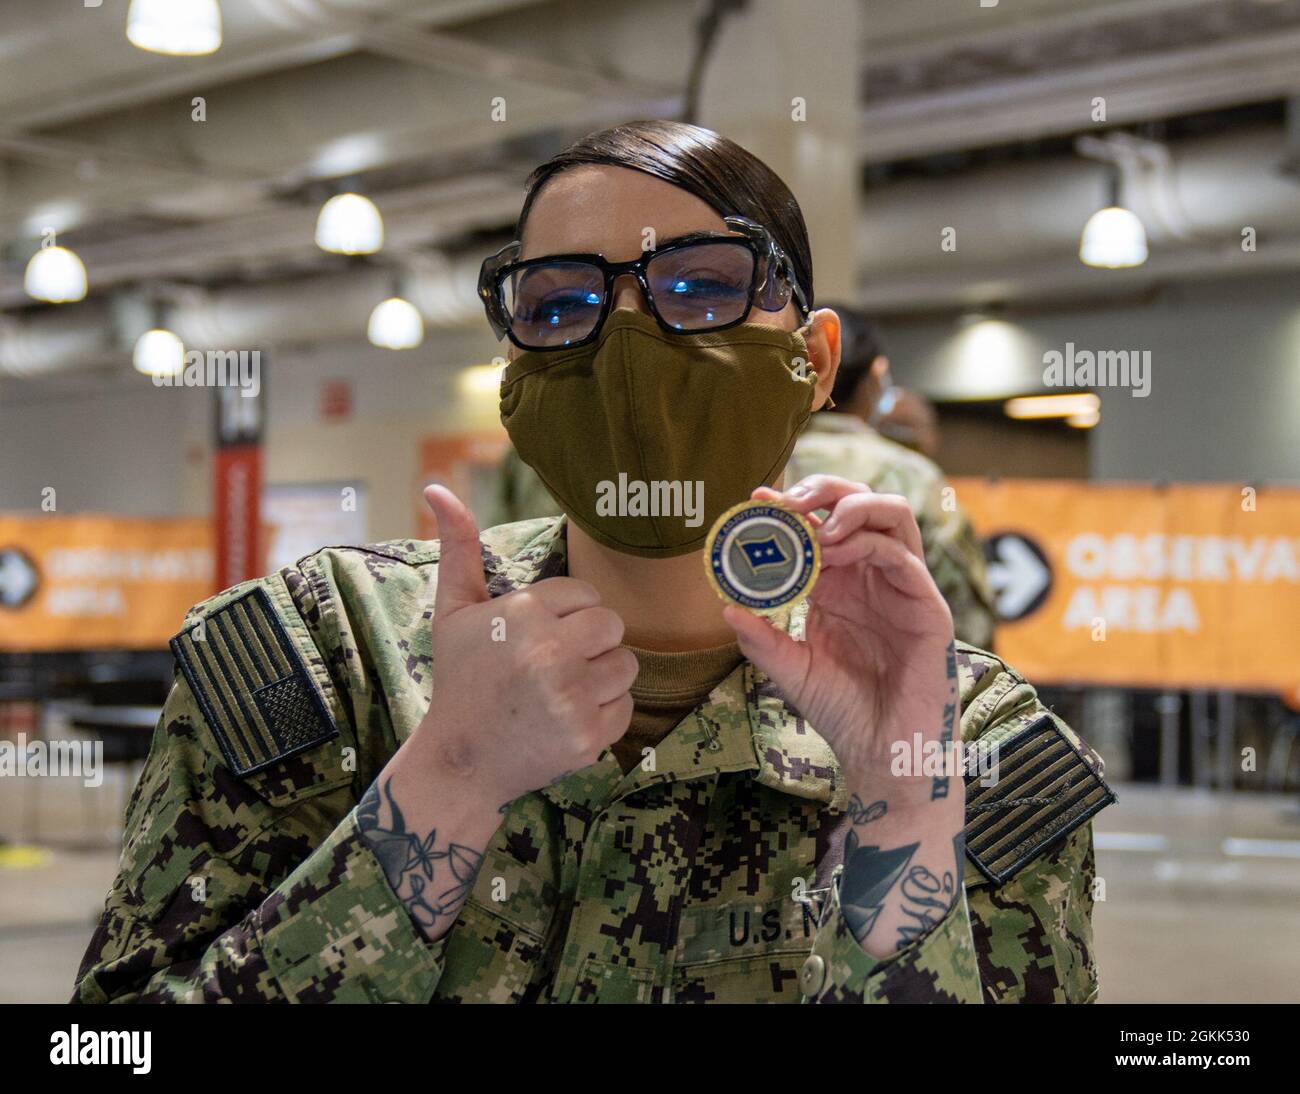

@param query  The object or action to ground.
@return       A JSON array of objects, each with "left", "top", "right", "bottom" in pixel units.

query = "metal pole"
[
  {"left": 1217, "top": 690, "right": 1237, "bottom": 791},
  {"left": 1156, "top": 691, "right": 1181, "bottom": 788},
  {"left": 1190, "top": 690, "right": 1211, "bottom": 788}
]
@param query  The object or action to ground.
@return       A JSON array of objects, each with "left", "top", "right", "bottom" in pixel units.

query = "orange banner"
[
  {"left": 950, "top": 479, "right": 1300, "bottom": 691},
  {"left": 0, "top": 516, "right": 213, "bottom": 651}
]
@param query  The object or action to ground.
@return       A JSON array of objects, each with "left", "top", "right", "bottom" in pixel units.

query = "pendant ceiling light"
[
  {"left": 133, "top": 329, "right": 186, "bottom": 378},
  {"left": 1080, "top": 167, "right": 1148, "bottom": 269},
  {"left": 316, "top": 193, "right": 385, "bottom": 255},
  {"left": 368, "top": 297, "right": 424, "bottom": 350},
  {"left": 127, "top": 0, "right": 223, "bottom": 57},
  {"left": 24, "top": 246, "right": 88, "bottom": 303}
]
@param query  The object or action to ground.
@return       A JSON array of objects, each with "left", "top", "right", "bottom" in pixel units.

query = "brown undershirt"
[{"left": 611, "top": 641, "right": 745, "bottom": 774}]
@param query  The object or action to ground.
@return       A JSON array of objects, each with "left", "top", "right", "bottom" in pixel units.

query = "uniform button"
[{"left": 799, "top": 954, "right": 826, "bottom": 997}]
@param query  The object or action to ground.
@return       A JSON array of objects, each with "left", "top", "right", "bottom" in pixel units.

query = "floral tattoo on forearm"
[{"left": 357, "top": 776, "right": 483, "bottom": 940}]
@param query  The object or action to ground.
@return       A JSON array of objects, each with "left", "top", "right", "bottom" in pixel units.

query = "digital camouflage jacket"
[
  {"left": 74, "top": 517, "right": 1113, "bottom": 1004},
  {"left": 786, "top": 412, "right": 998, "bottom": 650}
]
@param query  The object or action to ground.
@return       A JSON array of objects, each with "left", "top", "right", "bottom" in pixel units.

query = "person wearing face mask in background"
[
  {"left": 75, "top": 121, "right": 1113, "bottom": 1005},
  {"left": 785, "top": 308, "right": 997, "bottom": 650},
  {"left": 879, "top": 386, "right": 944, "bottom": 461}
]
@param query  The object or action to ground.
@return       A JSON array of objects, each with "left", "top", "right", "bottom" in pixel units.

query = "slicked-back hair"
[{"left": 517, "top": 119, "right": 815, "bottom": 309}]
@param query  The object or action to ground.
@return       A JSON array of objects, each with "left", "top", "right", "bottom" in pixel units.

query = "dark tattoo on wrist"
[
  {"left": 932, "top": 641, "right": 959, "bottom": 801},
  {"left": 846, "top": 794, "right": 887, "bottom": 826},
  {"left": 839, "top": 825, "right": 966, "bottom": 949},
  {"left": 839, "top": 831, "right": 918, "bottom": 945},
  {"left": 897, "top": 864, "right": 955, "bottom": 944},
  {"left": 357, "top": 776, "right": 483, "bottom": 938}
]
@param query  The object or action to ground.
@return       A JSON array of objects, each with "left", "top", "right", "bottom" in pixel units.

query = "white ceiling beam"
[
  {"left": 858, "top": 233, "right": 1300, "bottom": 314},
  {"left": 0, "top": 173, "right": 524, "bottom": 308},
  {"left": 861, "top": 0, "right": 1222, "bottom": 67},
  {"left": 358, "top": 24, "right": 681, "bottom": 105},
  {"left": 861, "top": 28, "right": 1300, "bottom": 162},
  {"left": 2, "top": 33, "right": 361, "bottom": 133}
]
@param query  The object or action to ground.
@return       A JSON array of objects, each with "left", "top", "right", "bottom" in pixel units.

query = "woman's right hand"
[{"left": 417, "top": 485, "right": 638, "bottom": 807}]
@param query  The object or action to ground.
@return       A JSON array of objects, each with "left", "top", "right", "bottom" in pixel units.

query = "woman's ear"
[{"left": 804, "top": 308, "right": 842, "bottom": 411}]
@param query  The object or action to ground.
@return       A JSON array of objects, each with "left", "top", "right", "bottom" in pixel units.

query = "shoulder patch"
[
  {"left": 170, "top": 586, "right": 338, "bottom": 777},
  {"left": 963, "top": 713, "right": 1114, "bottom": 886}
]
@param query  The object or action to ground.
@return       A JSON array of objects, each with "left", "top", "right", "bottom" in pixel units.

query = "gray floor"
[{"left": 2, "top": 770, "right": 1298, "bottom": 1003}]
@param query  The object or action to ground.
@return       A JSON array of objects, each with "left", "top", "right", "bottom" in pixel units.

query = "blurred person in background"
[
  {"left": 879, "top": 387, "right": 942, "bottom": 461},
  {"left": 785, "top": 306, "right": 996, "bottom": 649},
  {"left": 74, "top": 121, "right": 1109, "bottom": 1005}
]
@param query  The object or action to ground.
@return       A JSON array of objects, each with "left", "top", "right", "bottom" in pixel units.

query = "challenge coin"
[{"left": 704, "top": 500, "right": 820, "bottom": 613}]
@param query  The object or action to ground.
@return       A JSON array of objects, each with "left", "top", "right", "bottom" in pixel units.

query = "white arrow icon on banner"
[
  {"left": 0, "top": 549, "right": 39, "bottom": 609},
  {"left": 986, "top": 534, "right": 1051, "bottom": 620}
]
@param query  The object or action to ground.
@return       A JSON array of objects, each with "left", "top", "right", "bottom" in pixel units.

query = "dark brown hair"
[{"left": 516, "top": 120, "right": 815, "bottom": 308}]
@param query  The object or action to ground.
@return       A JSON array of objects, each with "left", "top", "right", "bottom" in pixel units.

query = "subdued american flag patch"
[
  {"left": 170, "top": 586, "right": 338, "bottom": 777},
  {"left": 964, "top": 713, "right": 1114, "bottom": 886}
]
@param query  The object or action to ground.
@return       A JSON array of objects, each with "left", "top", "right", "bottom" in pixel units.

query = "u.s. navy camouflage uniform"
[
  {"left": 74, "top": 517, "right": 1112, "bottom": 1004},
  {"left": 786, "top": 412, "right": 997, "bottom": 649}
]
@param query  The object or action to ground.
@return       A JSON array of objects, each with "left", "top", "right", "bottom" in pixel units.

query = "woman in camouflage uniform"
[{"left": 76, "top": 121, "right": 1112, "bottom": 1004}]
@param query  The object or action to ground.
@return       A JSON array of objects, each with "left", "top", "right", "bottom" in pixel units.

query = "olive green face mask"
[{"left": 499, "top": 308, "right": 818, "bottom": 558}]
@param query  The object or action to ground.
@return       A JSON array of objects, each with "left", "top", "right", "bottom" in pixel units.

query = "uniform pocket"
[
  {"left": 433, "top": 844, "right": 558, "bottom": 1003},
  {"left": 673, "top": 952, "right": 809, "bottom": 1003},
  {"left": 434, "top": 900, "right": 548, "bottom": 1003},
  {"left": 571, "top": 958, "right": 660, "bottom": 1003}
]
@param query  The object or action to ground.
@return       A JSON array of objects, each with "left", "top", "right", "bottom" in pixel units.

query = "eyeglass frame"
[{"left": 477, "top": 214, "right": 812, "bottom": 351}]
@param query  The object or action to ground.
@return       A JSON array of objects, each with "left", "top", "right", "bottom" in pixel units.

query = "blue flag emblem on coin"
[{"left": 739, "top": 535, "right": 788, "bottom": 571}]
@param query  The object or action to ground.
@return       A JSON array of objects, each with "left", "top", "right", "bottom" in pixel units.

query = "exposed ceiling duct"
[{"left": 0, "top": 0, "right": 555, "bottom": 131}]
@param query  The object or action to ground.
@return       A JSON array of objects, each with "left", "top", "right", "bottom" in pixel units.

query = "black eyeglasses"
[{"left": 478, "top": 215, "right": 811, "bottom": 351}]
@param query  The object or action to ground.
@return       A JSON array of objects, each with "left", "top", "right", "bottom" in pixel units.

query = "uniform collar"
[
  {"left": 538, "top": 657, "right": 843, "bottom": 816},
  {"left": 496, "top": 517, "right": 844, "bottom": 815},
  {"left": 480, "top": 515, "right": 569, "bottom": 595}
]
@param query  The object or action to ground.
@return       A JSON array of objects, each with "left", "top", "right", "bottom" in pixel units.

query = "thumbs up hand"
[{"left": 418, "top": 485, "right": 638, "bottom": 806}]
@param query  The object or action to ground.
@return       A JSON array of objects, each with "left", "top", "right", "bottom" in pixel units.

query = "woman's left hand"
[
  {"left": 724, "top": 475, "right": 968, "bottom": 959},
  {"left": 723, "top": 475, "right": 958, "bottom": 792}
]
